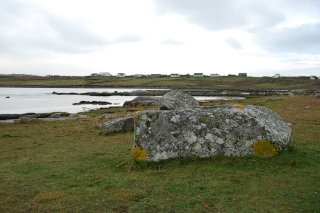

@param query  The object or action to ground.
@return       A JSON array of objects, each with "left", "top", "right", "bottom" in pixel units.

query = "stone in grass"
[
  {"left": 133, "top": 105, "right": 292, "bottom": 162},
  {"left": 102, "top": 117, "right": 134, "bottom": 134},
  {"left": 158, "top": 90, "right": 200, "bottom": 110},
  {"left": 104, "top": 113, "right": 119, "bottom": 119},
  {"left": 18, "top": 117, "right": 36, "bottom": 123}
]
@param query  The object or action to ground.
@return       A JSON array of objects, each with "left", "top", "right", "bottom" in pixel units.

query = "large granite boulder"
[
  {"left": 102, "top": 117, "right": 134, "bottom": 134},
  {"left": 123, "top": 96, "right": 161, "bottom": 107},
  {"left": 158, "top": 90, "right": 200, "bottom": 110},
  {"left": 133, "top": 105, "right": 292, "bottom": 162}
]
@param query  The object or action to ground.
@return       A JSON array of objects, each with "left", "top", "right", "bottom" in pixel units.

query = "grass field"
[
  {"left": 1, "top": 75, "right": 320, "bottom": 90},
  {"left": 0, "top": 96, "right": 319, "bottom": 212}
]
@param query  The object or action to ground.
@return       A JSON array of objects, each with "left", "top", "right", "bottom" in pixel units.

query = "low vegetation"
[
  {"left": 0, "top": 75, "right": 319, "bottom": 90},
  {"left": 0, "top": 96, "right": 319, "bottom": 212}
]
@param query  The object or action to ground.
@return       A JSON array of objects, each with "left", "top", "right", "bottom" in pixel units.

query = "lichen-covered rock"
[
  {"left": 102, "top": 117, "right": 134, "bottom": 134},
  {"left": 158, "top": 90, "right": 200, "bottom": 110},
  {"left": 123, "top": 96, "right": 161, "bottom": 107},
  {"left": 133, "top": 105, "right": 292, "bottom": 162},
  {"left": 18, "top": 117, "right": 36, "bottom": 123}
]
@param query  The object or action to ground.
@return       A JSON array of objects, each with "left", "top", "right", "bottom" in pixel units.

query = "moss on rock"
[
  {"left": 235, "top": 105, "right": 245, "bottom": 110},
  {"left": 252, "top": 140, "right": 279, "bottom": 158},
  {"left": 132, "top": 146, "right": 149, "bottom": 162}
]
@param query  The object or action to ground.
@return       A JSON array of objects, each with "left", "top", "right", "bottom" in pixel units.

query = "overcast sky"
[{"left": 0, "top": 0, "right": 320, "bottom": 76}]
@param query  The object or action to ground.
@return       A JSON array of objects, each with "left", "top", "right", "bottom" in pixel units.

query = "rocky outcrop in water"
[
  {"left": 133, "top": 103, "right": 292, "bottom": 162},
  {"left": 0, "top": 112, "right": 70, "bottom": 121},
  {"left": 52, "top": 90, "right": 167, "bottom": 97},
  {"left": 73, "top": 101, "right": 112, "bottom": 105}
]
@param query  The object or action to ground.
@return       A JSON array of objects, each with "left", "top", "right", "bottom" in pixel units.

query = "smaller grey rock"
[
  {"left": 315, "top": 94, "right": 320, "bottom": 98},
  {"left": 77, "top": 114, "right": 89, "bottom": 119},
  {"left": 50, "top": 113, "right": 62, "bottom": 118},
  {"left": 158, "top": 90, "right": 200, "bottom": 110},
  {"left": 293, "top": 89, "right": 307, "bottom": 94},
  {"left": 123, "top": 96, "right": 161, "bottom": 107},
  {"left": 18, "top": 117, "right": 36, "bottom": 123},
  {"left": 102, "top": 117, "right": 134, "bottom": 134},
  {"left": 104, "top": 113, "right": 119, "bottom": 119},
  {"left": 305, "top": 106, "right": 311, "bottom": 109}
]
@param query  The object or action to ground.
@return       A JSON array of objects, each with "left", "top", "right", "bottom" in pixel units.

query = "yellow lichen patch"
[
  {"left": 235, "top": 105, "right": 245, "bottom": 110},
  {"left": 134, "top": 111, "right": 144, "bottom": 124},
  {"left": 132, "top": 146, "right": 149, "bottom": 162},
  {"left": 252, "top": 140, "right": 279, "bottom": 158}
]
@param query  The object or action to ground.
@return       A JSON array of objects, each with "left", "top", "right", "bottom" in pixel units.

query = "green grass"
[
  {"left": 0, "top": 97, "right": 320, "bottom": 212},
  {"left": 1, "top": 76, "right": 319, "bottom": 90}
]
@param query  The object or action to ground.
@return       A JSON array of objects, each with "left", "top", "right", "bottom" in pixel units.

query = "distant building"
[
  {"left": 133, "top": 74, "right": 143, "bottom": 78},
  {"left": 170, "top": 73, "right": 180, "bottom": 78},
  {"left": 91, "top": 72, "right": 112, "bottom": 77},
  {"left": 116, "top": 73, "right": 126, "bottom": 78},
  {"left": 310, "top": 75, "right": 318, "bottom": 80},
  {"left": 150, "top": 74, "right": 162, "bottom": 78},
  {"left": 194, "top": 73, "right": 204, "bottom": 77},
  {"left": 238, "top": 73, "right": 247, "bottom": 77},
  {"left": 210, "top": 73, "right": 221, "bottom": 77},
  {"left": 98, "top": 72, "right": 112, "bottom": 77},
  {"left": 272, "top": 74, "right": 280, "bottom": 78}
]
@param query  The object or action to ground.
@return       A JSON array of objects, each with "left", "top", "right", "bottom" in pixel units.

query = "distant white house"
[
  {"left": 272, "top": 74, "right": 280, "bottom": 78},
  {"left": 116, "top": 73, "right": 126, "bottom": 78},
  {"left": 170, "top": 73, "right": 180, "bottom": 78},
  {"left": 150, "top": 74, "right": 162, "bottom": 78},
  {"left": 134, "top": 74, "right": 143, "bottom": 78},
  {"left": 194, "top": 73, "right": 203, "bottom": 77},
  {"left": 98, "top": 72, "right": 112, "bottom": 77},
  {"left": 310, "top": 75, "right": 319, "bottom": 80},
  {"left": 210, "top": 73, "right": 221, "bottom": 77}
]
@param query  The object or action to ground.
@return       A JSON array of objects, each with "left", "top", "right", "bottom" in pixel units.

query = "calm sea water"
[{"left": 0, "top": 87, "right": 243, "bottom": 114}]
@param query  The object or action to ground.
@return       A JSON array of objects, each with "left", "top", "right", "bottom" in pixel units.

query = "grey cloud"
[
  {"left": 225, "top": 38, "right": 242, "bottom": 50},
  {"left": 113, "top": 34, "right": 144, "bottom": 44},
  {"left": 154, "top": 0, "right": 286, "bottom": 31},
  {"left": 153, "top": 0, "right": 320, "bottom": 55},
  {"left": 161, "top": 39, "right": 184, "bottom": 45},
  {"left": 0, "top": 0, "right": 107, "bottom": 57},
  {"left": 254, "top": 23, "right": 320, "bottom": 54}
]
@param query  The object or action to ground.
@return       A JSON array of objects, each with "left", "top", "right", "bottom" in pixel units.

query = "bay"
[{"left": 0, "top": 87, "right": 244, "bottom": 114}]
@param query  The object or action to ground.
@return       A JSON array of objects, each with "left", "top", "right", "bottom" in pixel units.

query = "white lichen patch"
[
  {"left": 187, "top": 132, "right": 197, "bottom": 143},
  {"left": 194, "top": 144, "right": 202, "bottom": 151},
  {"left": 215, "top": 138, "right": 224, "bottom": 145},
  {"left": 205, "top": 133, "right": 214, "bottom": 142},
  {"left": 170, "top": 115, "right": 180, "bottom": 123}
]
